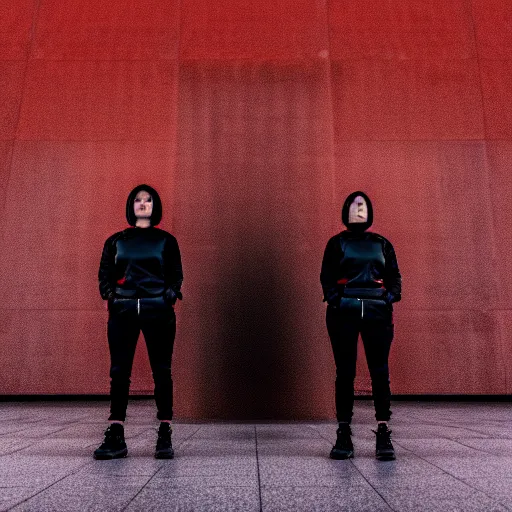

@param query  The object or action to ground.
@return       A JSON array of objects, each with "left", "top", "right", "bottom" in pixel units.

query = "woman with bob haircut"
[
  {"left": 94, "top": 184, "right": 183, "bottom": 460},
  {"left": 321, "top": 191, "right": 401, "bottom": 461}
]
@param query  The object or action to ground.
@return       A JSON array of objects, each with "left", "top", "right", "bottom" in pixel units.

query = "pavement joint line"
[
  {"left": 15, "top": 424, "right": 206, "bottom": 510},
  {"left": 347, "top": 451, "right": 397, "bottom": 511},
  {"left": 119, "top": 424, "right": 203, "bottom": 512},
  {"left": 171, "top": 425, "right": 203, "bottom": 451},
  {"left": 448, "top": 437, "right": 505, "bottom": 456},
  {"left": 1, "top": 424, "right": 70, "bottom": 440},
  {"left": 306, "top": 424, "right": 398, "bottom": 511},
  {"left": 0, "top": 425, "right": 83, "bottom": 456},
  {"left": 308, "top": 424, "right": 402, "bottom": 512},
  {"left": 2, "top": 406, "right": 511, "bottom": 509},
  {"left": 307, "top": 424, "right": 333, "bottom": 446},
  {"left": 392, "top": 440, "right": 512, "bottom": 511},
  {"left": 307, "top": 423, "right": 331, "bottom": 439},
  {"left": 449, "top": 424, "right": 512, "bottom": 437},
  {"left": 0, "top": 443, "right": 36, "bottom": 457},
  {"left": 254, "top": 426, "right": 263, "bottom": 512},
  {"left": 2, "top": 424, "right": 199, "bottom": 492},
  {"left": 4, "top": 458, "right": 96, "bottom": 511}
]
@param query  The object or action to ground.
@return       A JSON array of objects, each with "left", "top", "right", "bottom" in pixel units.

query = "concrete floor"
[{"left": 0, "top": 401, "right": 511, "bottom": 511}]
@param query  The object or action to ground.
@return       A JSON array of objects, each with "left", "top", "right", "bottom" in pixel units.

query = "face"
[
  {"left": 348, "top": 195, "right": 368, "bottom": 223},
  {"left": 134, "top": 190, "right": 153, "bottom": 218}
]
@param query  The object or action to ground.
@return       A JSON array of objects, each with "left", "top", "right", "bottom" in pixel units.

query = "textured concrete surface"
[{"left": 0, "top": 400, "right": 510, "bottom": 511}]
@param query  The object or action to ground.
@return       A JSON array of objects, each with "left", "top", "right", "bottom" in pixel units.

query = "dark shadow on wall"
[
  {"left": 213, "top": 238, "right": 293, "bottom": 420},
  {"left": 172, "top": 60, "right": 335, "bottom": 419}
]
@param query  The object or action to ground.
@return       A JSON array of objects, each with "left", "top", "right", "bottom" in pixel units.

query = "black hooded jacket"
[
  {"left": 320, "top": 191, "right": 401, "bottom": 309},
  {"left": 98, "top": 184, "right": 183, "bottom": 302}
]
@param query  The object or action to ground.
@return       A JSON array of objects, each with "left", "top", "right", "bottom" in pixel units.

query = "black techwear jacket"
[
  {"left": 320, "top": 191, "right": 401, "bottom": 320},
  {"left": 98, "top": 184, "right": 183, "bottom": 304}
]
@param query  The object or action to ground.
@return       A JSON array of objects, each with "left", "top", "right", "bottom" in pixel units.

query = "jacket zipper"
[
  {"left": 137, "top": 298, "right": 140, "bottom": 315},
  {"left": 357, "top": 298, "right": 364, "bottom": 319}
]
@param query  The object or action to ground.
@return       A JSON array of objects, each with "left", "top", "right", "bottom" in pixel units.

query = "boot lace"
[
  {"left": 335, "top": 424, "right": 352, "bottom": 450},
  {"left": 373, "top": 426, "right": 393, "bottom": 449},
  {"left": 99, "top": 424, "right": 123, "bottom": 448},
  {"left": 157, "top": 424, "right": 172, "bottom": 448}
]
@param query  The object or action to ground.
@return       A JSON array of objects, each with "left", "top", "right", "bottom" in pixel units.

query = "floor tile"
[
  {"left": 9, "top": 475, "right": 150, "bottom": 512},
  {"left": 0, "top": 401, "right": 509, "bottom": 511},
  {"left": 125, "top": 481, "right": 260, "bottom": 512},
  {"left": 261, "top": 485, "right": 393, "bottom": 512}
]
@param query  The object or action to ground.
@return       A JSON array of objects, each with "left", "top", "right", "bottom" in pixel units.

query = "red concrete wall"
[{"left": 0, "top": 0, "right": 510, "bottom": 418}]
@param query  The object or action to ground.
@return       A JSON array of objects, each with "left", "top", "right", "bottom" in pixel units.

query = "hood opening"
[
  {"left": 126, "top": 184, "right": 163, "bottom": 227},
  {"left": 341, "top": 190, "right": 373, "bottom": 232}
]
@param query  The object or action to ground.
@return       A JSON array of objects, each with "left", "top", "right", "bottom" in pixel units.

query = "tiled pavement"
[{"left": 0, "top": 401, "right": 511, "bottom": 511}]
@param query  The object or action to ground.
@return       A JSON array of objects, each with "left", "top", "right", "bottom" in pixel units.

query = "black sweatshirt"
[
  {"left": 320, "top": 230, "right": 401, "bottom": 305},
  {"left": 98, "top": 226, "right": 183, "bottom": 301}
]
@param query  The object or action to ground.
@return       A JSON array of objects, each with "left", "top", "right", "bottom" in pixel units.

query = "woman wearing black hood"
[
  {"left": 94, "top": 184, "right": 183, "bottom": 460},
  {"left": 320, "top": 191, "right": 401, "bottom": 461}
]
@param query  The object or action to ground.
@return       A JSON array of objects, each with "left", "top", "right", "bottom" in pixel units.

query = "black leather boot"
[
  {"left": 155, "top": 422, "right": 174, "bottom": 459},
  {"left": 374, "top": 423, "right": 395, "bottom": 461},
  {"left": 330, "top": 423, "right": 354, "bottom": 459},
  {"left": 93, "top": 423, "right": 128, "bottom": 460}
]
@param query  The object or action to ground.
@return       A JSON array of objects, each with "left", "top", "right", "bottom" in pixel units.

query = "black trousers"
[
  {"left": 326, "top": 305, "right": 394, "bottom": 423},
  {"left": 107, "top": 296, "right": 176, "bottom": 422}
]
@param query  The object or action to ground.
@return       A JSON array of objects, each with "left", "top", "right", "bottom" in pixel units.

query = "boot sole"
[
  {"left": 93, "top": 448, "right": 128, "bottom": 460},
  {"left": 155, "top": 450, "right": 174, "bottom": 459},
  {"left": 330, "top": 450, "right": 354, "bottom": 460},
  {"left": 376, "top": 452, "right": 396, "bottom": 461}
]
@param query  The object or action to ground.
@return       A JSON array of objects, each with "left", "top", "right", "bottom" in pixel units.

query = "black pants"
[
  {"left": 107, "top": 296, "right": 176, "bottom": 422},
  {"left": 326, "top": 305, "right": 394, "bottom": 423}
]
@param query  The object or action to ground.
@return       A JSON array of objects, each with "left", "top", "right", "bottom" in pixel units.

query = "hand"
[
  {"left": 325, "top": 290, "right": 339, "bottom": 307},
  {"left": 164, "top": 288, "right": 178, "bottom": 305}
]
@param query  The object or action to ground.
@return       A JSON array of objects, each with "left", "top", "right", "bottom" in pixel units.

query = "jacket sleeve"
[
  {"left": 383, "top": 240, "right": 402, "bottom": 302},
  {"left": 320, "top": 236, "right": 341, "bottom": 304},
  {"left": 164, "top": 235, "right": 183, "bottom": 302},
  {"left": 98, "top": 235, "right": 117, "bottom": 300}
]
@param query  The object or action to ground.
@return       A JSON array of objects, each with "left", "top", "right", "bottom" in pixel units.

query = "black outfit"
[
  {"left": 320, "top": 191, "right": 401, "bottom": 423},
  {"left": 98, "top": 184, "right": 183, "bottom": 422}
]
